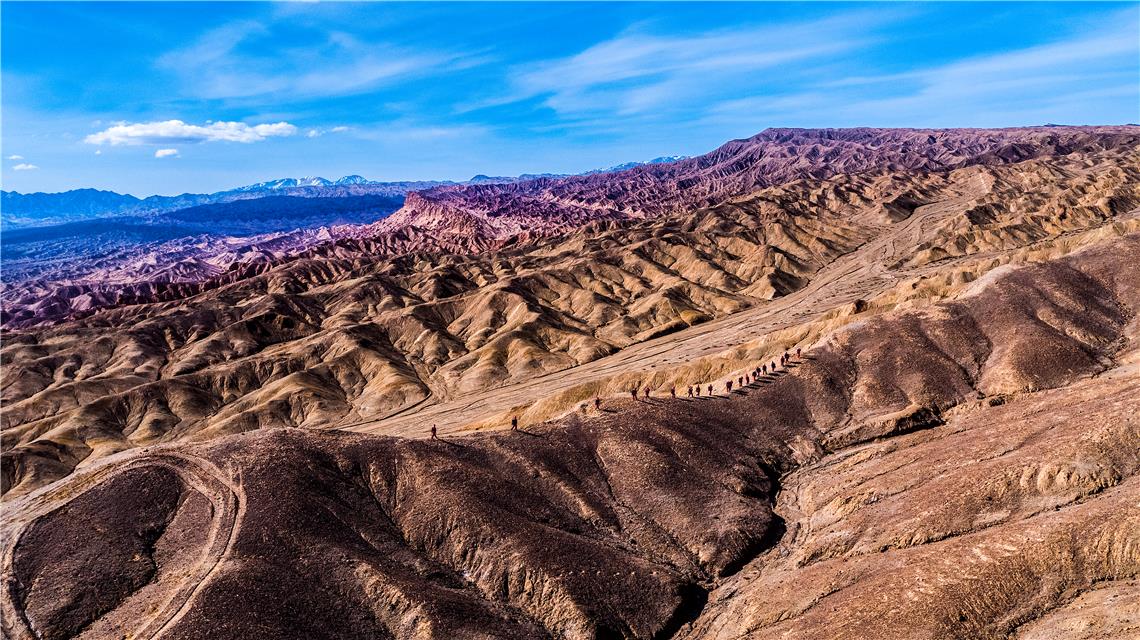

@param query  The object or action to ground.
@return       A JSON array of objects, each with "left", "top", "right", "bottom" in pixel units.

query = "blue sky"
[{"left": 2, "top": 2, "right": 1137, "bottom": 196}]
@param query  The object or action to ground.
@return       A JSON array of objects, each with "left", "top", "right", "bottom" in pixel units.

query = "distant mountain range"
[
  {"left": 0, "top": 179, "right": 445, "bottom": 228},
  {"left": 0, "top": 156, "right": 688, "bottom": 228}
]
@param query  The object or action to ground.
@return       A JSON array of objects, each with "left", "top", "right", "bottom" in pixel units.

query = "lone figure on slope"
[
  {"left": 511, "top": 416, "right": 518, "bottom": 431},
  {"left": 430, "top": 424, "right": 437, "bottom": 440}
]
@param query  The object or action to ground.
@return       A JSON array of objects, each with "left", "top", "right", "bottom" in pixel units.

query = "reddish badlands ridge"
[{"left": 2, "top": 127, "right": 1139, "bottom": 639}]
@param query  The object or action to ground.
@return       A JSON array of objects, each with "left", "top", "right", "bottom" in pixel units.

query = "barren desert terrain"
[{"left": 2, "top": 127, "right": 1139, "bottom": 639}]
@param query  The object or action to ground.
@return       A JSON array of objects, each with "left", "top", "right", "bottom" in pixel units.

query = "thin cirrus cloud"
[
  {"left": 706, "top": 13, "right": 1140, "bottom": 127},
  {"left": 154, "top": 148, "right": 180, "bottom": 158},
  {"left": 7, "top": 155, "right": 24, "bottom": 161},
  {"left": 477, "top": 12, "right": 887, "bottom": 120},
  {"left": 157, "top": 22, "right": 484, "bottom": 101},
  {"left": 84, "top": 120, "right": 297, "bottom": 145},
  {"left": 12, "top": 163, "right": 39, "bottom": 171}
]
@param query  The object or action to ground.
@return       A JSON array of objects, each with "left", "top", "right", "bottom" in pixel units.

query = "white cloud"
[
  {"left": 95, "top": 149, "right": 103, "bottom": 155},
  {"left": 704, "top": 14, "right": 1140, "bottom": 128},
  {"left": 478, "top": 12, "right": 887, "bottom": 119},
  {"left": 6, "top": 155, "right": 23, "bottom": 161},
  {"left": 304, "top": 125, "right": 352, "bottom": 138},
  {"left": 155, "top": 148, "right": 180, "bottom": 158},
  {"left": 12, "top": 163, "right": 39, "bottom": 171},
  {"left": 85, "top": 120, "right": 297, "bottom": 145},
  {"left": 158, "top": 23, "right": 485, "bottom": 101}
]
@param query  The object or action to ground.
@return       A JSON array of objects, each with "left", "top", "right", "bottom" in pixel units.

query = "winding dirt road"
[{"left": 0, "top": 452, "right": 243, "bottom": 640}]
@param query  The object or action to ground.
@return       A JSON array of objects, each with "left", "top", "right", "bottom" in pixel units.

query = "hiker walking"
[
  {"left": 670, "top": 386, "right": 676, "bottom": 398},
  {"left": 595, "top": 397, "right": 602, "bottom": 410},
  {"left": 796, "top": 347, "right": 802, "bottom": 359},
  {"left": 430, "top": 424, "right": 437, "bottom": 440},
  {"left": 644, "top": 387, "right": 651, "bottom": 399},
  {"left": 511, "top": 416, "right": 518, "bottom": 430},
  {"left": 726, "top": 380, "right": 733, "bottom": 393},
  {"left": 631, "top": 388, "right": 639, "bottom": 401},
  {"left": 687, "top": 386, "right": 694, "bottom": 398},
  {"left": 707, "top": 384, "right": 713, "bottom": 395}
]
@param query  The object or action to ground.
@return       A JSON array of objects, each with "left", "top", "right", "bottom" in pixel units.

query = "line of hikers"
[{"left": 434, "top": 347, "right": 803, "bottom": 438}]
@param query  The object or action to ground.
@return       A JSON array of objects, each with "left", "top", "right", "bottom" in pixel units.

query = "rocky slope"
[
  {"left": 5, "top": 127, "right": 1137, "bottom": 329},
  {"left": 2, "top": 235, "right": 1137, "bottom": 639},
  {"left": 2, "top": 134, "right": 1137, "bottom": 496},
  {"left": 1, "top": 126, "right": 1139, "bottom": 639},
  {"left": 370, "top": 127, "right": 1140, "bottom": 250}
]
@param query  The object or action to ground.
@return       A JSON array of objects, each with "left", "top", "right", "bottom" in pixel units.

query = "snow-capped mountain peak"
[{"left": 234, "top": 176, "right": 364, "bottom": 192}]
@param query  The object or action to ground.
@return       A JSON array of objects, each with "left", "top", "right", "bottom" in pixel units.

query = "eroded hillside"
[
  {"left": 2, "top": 126, "right": 1139, "bottom": 640},
  {"left": 2, "top": 131, "right": 1138, "bottom": 497},
  {"left": 3, "top": 234, "right": 1137, "bottom": 639}
]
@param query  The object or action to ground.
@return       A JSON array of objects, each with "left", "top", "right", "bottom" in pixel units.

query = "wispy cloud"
[
  {"left": 707, "top": 12, "right": 1140, "bottom": 127},
  {"left": 85, "top": 120, "right": 297, "bottom": 145},
  {"left": 476, "top": 12, "right": 891, "bottom": 120},
  {"left": 12, "top": 163, "right": 39, "bottom": 171},
  {"left": 305, "top": 125, "right": 351, "bottom": 138},
  {"left": 154, "top": 148, "right": 180, "bottom": 158},
  {"left": 158, "top": 22, "right": 487, "bottom": 101},
  {"left": 6, "top": 155, "right": 24, "bottom": 161}
]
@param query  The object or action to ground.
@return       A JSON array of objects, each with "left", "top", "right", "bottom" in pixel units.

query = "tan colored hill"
[
  {"left": 2, "top": 234, "right": 1138, "bottom": 639},
  {"left": 3, "top": 135, "right": 1138, "bottom": 497}
]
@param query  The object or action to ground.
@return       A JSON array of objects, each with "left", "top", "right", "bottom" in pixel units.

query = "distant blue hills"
[{"left": 1, "top": 156, "right": 687, "bottom": 229}]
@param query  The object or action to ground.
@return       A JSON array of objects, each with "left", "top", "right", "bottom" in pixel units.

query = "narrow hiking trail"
[{"left": 339, "top": 174, "right": 1104, "bottom": 439}]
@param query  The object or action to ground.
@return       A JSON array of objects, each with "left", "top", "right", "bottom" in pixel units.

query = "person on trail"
[
  {"left": 762, "top": 364, "right": 767, "bottom": 375},
  {"left": 431, "top": 424, "right": 437, "bottom": 440},
  {"left": 670, "top": 386, "right": 676, "bottom": 398},
  {"left": 631, "top": 388, "right": 639, "bottom": 401},
  {"left": 707, "top": 384, "right": 713, "bottom": 395},
  {"left": 695, "top": 385, "right": 701, "bottom": 397},
  {"left": 738, "top": 376, "right": 744, "bottom": 388},
  {"left": 511, "top": 416, "right": 518, "bottom": 430},
  {"left": 595, "top": 397, "right": 602, "bottom": 410},
  {"left": 796, "top": 347, "right": 802, "bottom": 359},
  {"left": 726, "top": 380, "right": 733, "bottom": 393},
  {"left": 772, "top": 360, "right": 778, "bottom": 371},
  {"left": 687, "top": 386, "right": 694, "bottom": 398}
]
